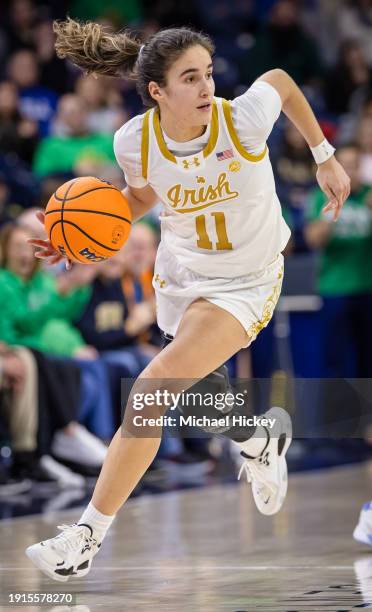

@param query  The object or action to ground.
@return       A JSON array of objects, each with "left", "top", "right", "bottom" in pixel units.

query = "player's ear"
[{"left": 148, "top": 81, "right": 163, "bottom": 103}]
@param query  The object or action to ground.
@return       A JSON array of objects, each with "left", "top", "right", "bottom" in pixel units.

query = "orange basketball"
[{"left": 44, "top": 176, "right": 132, "bottom": 264}]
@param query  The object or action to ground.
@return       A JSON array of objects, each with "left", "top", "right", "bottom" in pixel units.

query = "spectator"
[
  {"left": 0, "top": 80, "right": 38, "bottom": 164},
  {"left": 0, "top": 342, "right": 83, "bottom": 487},
  {"left": 241, "top": 0, "right": 323, "bottom": 86},
  {"left": 75, "top": 246, "right": 156, "bottom": 370},
  {"left": 325, "top": 40, "right": 372, "bottom": 116},
  {"left": 0, "top": 222, "right": 114, "bottom": 442},
  {"left": 4, "top": 0, "right": 37, "bottom": 55},
  {"left": 338, "top": 0, "right": 372, "bottom": 66},
  {"left": 33, "top": 20, "right": 70, "bottom": 95},
  {"left": 7, "top": 49, "right": 58, "bottom": 137},
  {"left": 75, "top": 74, "right": 128, "bottom": 134},
  {"left": 305, "top": 143, "right": 372, "bottom": 377},
  {"left": 33, "top": 94, "right": 116, "bottom": 176},
  {"left": 121, "top": 222, "right": 161, "bottom": 352}
]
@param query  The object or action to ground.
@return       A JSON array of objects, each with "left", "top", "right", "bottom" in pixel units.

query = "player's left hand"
[
  {"left": 28, "top": 210, "right": 72, "bottom": 269},
  {"left": 316, "top": 156, "right": 351, "bottom": 221}
]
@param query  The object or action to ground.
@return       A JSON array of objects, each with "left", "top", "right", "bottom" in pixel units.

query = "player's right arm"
[{"left": 122, "top": 184, "right": 158, "bottom": 222}]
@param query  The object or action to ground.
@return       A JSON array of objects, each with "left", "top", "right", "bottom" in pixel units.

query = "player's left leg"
[{"left": 162, "top": 331, "right": 292, "bottom": 516}]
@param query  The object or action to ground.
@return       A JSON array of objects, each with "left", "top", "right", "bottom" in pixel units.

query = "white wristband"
[{"left": 310, "top": 138, "right": 335, "bottom": 165}]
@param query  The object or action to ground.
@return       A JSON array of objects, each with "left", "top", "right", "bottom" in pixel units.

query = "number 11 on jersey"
[{"left": 195, "top": 212, "right": 233, "bottom": 250}]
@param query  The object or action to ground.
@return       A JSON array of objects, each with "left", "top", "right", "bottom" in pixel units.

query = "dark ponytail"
[{"left": 54, "top": 18, "right": 215, "bottom": 107}]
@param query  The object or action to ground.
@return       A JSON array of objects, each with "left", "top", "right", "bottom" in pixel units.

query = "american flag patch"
[{"left": 216, "top": 148, "right": 234, "bottom": 161}]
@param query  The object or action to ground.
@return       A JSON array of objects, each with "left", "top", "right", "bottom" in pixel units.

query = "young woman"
[{"left": 26, "top": 19, "right": 350, "bottom": 582}]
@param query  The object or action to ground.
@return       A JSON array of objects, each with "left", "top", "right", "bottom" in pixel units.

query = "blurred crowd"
[{"left": 1, "top": 0, "right": 372, "bottom": 497}]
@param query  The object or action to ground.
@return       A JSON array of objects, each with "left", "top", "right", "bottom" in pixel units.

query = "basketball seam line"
[
  {"left": 50, "top": 219, "right": 120, "bottom": 253},
  {"left": 61, "top": 180, "right": 82, "bottom": 262},
  {"left": 45, "top": 208, "right": 131, "bottom": 225},
  {"left": 53, "top": 186, "right": 118, "bottom": 201}
]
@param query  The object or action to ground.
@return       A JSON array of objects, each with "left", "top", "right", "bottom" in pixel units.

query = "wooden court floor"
[{"left": 0, "top": 462, "right": 372, "bottom": 611}]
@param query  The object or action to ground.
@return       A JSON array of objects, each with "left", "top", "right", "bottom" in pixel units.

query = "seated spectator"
[
  {"left": 324, "top": 40, "right": 372, "bottom": 116},
  {"left": 75, "top": 247, "right": 155, "bottom": 371},
  {"left": 0, "top": 80, "right": 38, "bottom": 164},
  {"left": 33, "top": 94, "right": 116, "bottom": 177},
  {"left": 121, "top": 222, "right": 161, "bottom": 353},
  {"left": 0, "top": 342, "right": 84, "bottom": 488},
  {"left": 75, "top": 74, "right": 128, "bottom": 134},
  {"left": 0, "top": 221, "right": 114, "bottom": 442},
  {"left": 305, "top": 143, "right": 372, "bottom": 378},
  {"left": 7, "top": 49, "right": 58, "bottom": 137}
]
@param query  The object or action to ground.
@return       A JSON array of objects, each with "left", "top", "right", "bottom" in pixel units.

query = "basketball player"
[{"left": 26, "top": 19, "right": 350, "bottom": 581}]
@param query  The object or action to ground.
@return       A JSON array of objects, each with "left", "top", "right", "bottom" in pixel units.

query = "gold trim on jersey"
[
  {"left": 222, "top": 99, "right": 267, "bottom": 162},
  {"left": 152, "top": 101, "right": 219, "bottom": 165},
  {"left": 141, "top": 109, "right": 151, "bottom": 179}
]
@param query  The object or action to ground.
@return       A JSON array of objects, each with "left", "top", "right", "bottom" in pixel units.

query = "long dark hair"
[{"left": 53, "top": 18, "right": 214, "bottom": 107}]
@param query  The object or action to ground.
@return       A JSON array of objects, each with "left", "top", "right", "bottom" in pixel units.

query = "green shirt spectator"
[
  {"left": 0, "top": 222, "right": 93, "bottom": 356},
  {"left": 33, "top": 132, "right": 116, "bottom": 177},
  {"left": 33, "top": 93, "right": 116, "bottom": 177},
  {"left": 0, "top": 268, "right": 91, "bottom": 356},
  {"left": 70, "top": 0, "right": 142, "bottom": 25},
  {"left": 307, "top": 184, "right": 372, "bottom": 296}
]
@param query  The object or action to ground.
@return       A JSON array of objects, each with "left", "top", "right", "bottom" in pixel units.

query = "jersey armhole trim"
[
  {"left": 141, "top": 109, "right": 151, "bottom": 179},
  {"left": 222, "top": 98, "right": 267, "bottom": 162}
]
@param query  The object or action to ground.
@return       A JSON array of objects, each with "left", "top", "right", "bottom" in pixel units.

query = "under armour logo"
[
  {"left": 258, "top": 451, "right": 270, "bottom": 466},
  {"left": 154, "top": 273, "right": 166, "bottom": 288},
  {"left": 182, "top": 157, "right": 200, "bottom": 169}
]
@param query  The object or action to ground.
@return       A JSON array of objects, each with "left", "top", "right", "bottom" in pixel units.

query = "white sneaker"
[
  {"left": 237, "top": 406, "right": 292, "bottom": 516},
  {"left": 25, "top": 523, "right": 101, "bottom": 582},
  {"left": 353, "top": 501, "right": 372, "bottom": 546},
  {"left": 353, "top": 557, "right": 372, "bottom": 604},
  {"left": 51, "top": 425, "right": 107, "bottom": 467},
  {"left": 39, "top": 456, "right": 85, "bottom": 488}
]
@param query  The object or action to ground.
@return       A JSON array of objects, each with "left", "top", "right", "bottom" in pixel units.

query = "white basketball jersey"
[{"left": 141, "top": 96, "right": 290, "bottom": 278}]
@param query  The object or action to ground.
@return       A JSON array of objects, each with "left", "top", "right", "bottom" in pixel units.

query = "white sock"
[
  {"left": 78, "top": 502, "right": 115, "bottom": 541},
  {"left": 236, "top": 425, "right": 269, "bottom": 458}
]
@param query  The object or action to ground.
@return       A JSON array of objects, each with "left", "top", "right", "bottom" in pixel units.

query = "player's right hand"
[{"left": 27, "top": 211, "right": 72, "bottom": 270}]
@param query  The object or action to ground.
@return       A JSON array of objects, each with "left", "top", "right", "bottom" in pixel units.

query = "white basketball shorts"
[{"left": 152, "top": 242, "right": 284, "bottom": 348}]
